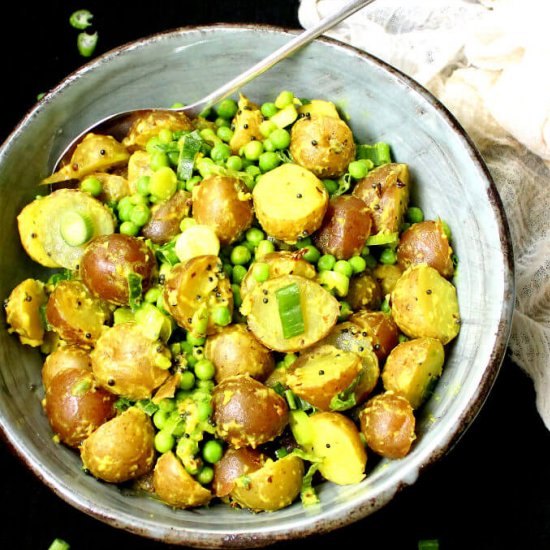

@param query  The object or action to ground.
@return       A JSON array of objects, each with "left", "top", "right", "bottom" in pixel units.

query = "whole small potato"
[
  {"left": 44, "top": 367, "right": 117, "bottom": 448},
  {"left": 212, "top": 446, "right": 265, "bottom": 498},
  {"left": 212, "top": 375, "right": 289, "bottom": 448},
  {"left": 81, "top": 407, "right": 156, "bottom": 483},
  {"left": 290, "top": 115, "right": 356, "bottom": 178},
  {"left": 91, "top": 322, "right": 171, "bottom": 400},
  {"left": 46, "top": 280, "right": 112, "bottom": 347},
  {"left": 192, "top": 176, "right": 254, "bottom": 245},
  {"left": 141, "top": 190, "right": 192, "bottom": 244},
  {"left": 205, "top": 324, "right": 275, "bottom": 383},
  {"left": 80, "top": 233, "right": 156, "bottom": 306},
  {"left": 359, "top": 391, "right": 416, "bottom": 459},
  {"left": 397, "top": 220, "right": 454, "bottom": 278},
  {"left": 346, "top": 272, "right": 383, "bottom": 312},
  {"left": 349, "top": 310, "right": 399, "bottom": 362},
  {"left": 42, "top": 345, "right": 92, "bottom": 392},
  {"left": 314, "top": 195, "right": 373, "bottom": 259},
  {"left": 153, "top": 452, "right": 212, "bottom": 509}
]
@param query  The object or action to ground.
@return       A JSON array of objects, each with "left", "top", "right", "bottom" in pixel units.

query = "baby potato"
[
  {"left": 141, "top": 190, "right": 192, "bottom": 244},
  {"left": 286, "top": 344, "right": 362, "bottom": 411},
  {"left": 5, "top": 278, "right": 47, "bottom": 347},
  {"left": 314, "top": 195, "right": 373, "bottom": 259},
  {"left": 192, "top": 175, "right": 253, "bottom": 244},
  {"left": 241, "top": 274, "right": 340, "bottom": 353},
  {"left": 212, "top": 375, "right": 289, "bottom": 448},
  {"left": 81, "top": 406, "right": 156, "bottom": 483},
  {"left": 373, "top": 263, "right": 404, "bottom": 295},
  {"left": 164, "top": 255, "right": 233, "bottom": 336},
  {"left": 46, "top": 280, "right": 112, "bottom": 347},
  {"left": 240, "top": 250, "right": 316, "bottom": 298},
  {"left": 304, "top": 411, "right": 366, "bottom": 485},
  {"left": 382, "top": 337, "right": 444, "bottom": 408},
  {"left": 42, "top": 345, "right": 92, "bottom": 392},
  {"left": 213, "top": 446, "right": 266, "bottom": 498},
  {"left": 391, "top": 264, "right": 461, "bottom": 344},
  {"left": 297, "top": 99, "right": 340, "bottom": 119},
  {"left": 127, "top": 150, "right": 154, "bottom": 193},
  {"left": 346, "top": 272, "right": 383, "bottom": 312},
  {"left": 122, "top": 110, "right": 194, "bottom": 151},
  {"left": 252, "top": 163, "right": 328, "bottom": 243},
  {"left": 92, "top": 172, "right": 130, "bottom": 204},
  {"left": 153, "top": 452, "right": 212, "bottom": 509},
  {"left": 359, "top": 391, "right": 416, "bottom": 459},
  {"left": 205, "top": 324, "right": 275, "bottom": 383},
  {"left": 44, "top": 366, "right": 117, "bottom": 448},
  {"left": 290, "top": 115, "right": 356, "bottom": 178},
  {"left": 80, "top": 233, "right": 156, "bottom": 306},
  {"left": 229, "top": 95, "right": 264, "bottom": 154},
  {"left": 352, "top": 163, "right": 409, "bottom": 237},
  {"left": 230, "top": 455, "right": 304, "bottom": 512},
  {"left": 349, "top": 310, "right": 399, "bottom": 362},
  {"left": 91, "top": 322, "right": 170, "bottom": 400},
  {"left": 397, "top": 220, "right": 454, "bottom": 278}
]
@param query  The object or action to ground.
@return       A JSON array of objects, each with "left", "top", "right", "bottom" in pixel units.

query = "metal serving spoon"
[{"left": 53, "top": 0, "right": 374, "bottom": 171}]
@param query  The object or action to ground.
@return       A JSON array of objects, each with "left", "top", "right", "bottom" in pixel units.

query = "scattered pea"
[
  {"left": 406, "top": 206, "right": 424, "bottom": 224},
  {"left": 119, "top": 220, "right": 139, "bottom": 236},
  {"left": 255, "top": 239, "right": 275, "bottom": 259},
  {"left": 211, "top": 306, "right": 232, "bottom": 327},
  {"left": 197, "top": 401, "right": 213, "bottom": 422},
  {"left": 349, "top": 255, "right": 367, "bottom": 274},
  {"left": 216, "top": 98, "right": 238, "bottom": 119},
  {"left": 196, "top": 466, "right": 214, "bottom": 485},
  {"left": 194, "top": 359, "right": 215, "bottom": 381},
  {"left": 130, "top": 204, "right": 151, "bottom": 227},
  {"left": 322, "top": 179, "right": 339, "bottom": 195},
  {"left": 334, "top": 260, "right": 353, "bottom": 278},
  {"left": 231, "top": 264, "right": 248, "bottom": 284},
  {"left": 80, "top": 176, "right": 102, "bottom": 197},
  {"left": 136, "top": 175, "right": 151, "bottom": 196},
  {"left": 318, "top": 254, "right": 336, "bottom": 271},
  {"left": 154, "top": 429, "right": 175, "bottom": 453},
  {"left": 245, "top": 227, "right": 265, "bottom": 245},
  {"left": 226, "top": 155, "right": 243, "bottom": 171},
  {"left": 150, "top": 150, "right": 170, "bottom": 171},
  {"left": 348, "top": 160, "right": 368, "bottom": 180},
  {"left": 211, "top": 142, "right": 232, "bottom": 162},
  {"left": 216, "top": 126, "right": 234, "bottom": 143},
  {"left": 259, "top": 151, "right": 281, "bottom": 172},
  {"left": 261, "top": 102, "right": 278, "bottom": 118},
  {"left": 379, "top": 248, "right": 397, "bottom": 265},
  {"left": 243, "top": 140, "right": 264, "bottom": 161},
  {"left": 230, "top": 245, "right": 251, "bottom": 265},
  {"left": 252, "top": 262, "right": 270, "bottom": 282},
  {"left": 202, "top": 440, "right": 224, "bottom": 464},
  {"left": 269, "top": 128, "right": 291, "bottom": 150},
  {"left": 179, "top": 371, "right": 196, "bottom": 390},
  {"left": 302, "top": 245, "right": 321, "bottom": 263}
]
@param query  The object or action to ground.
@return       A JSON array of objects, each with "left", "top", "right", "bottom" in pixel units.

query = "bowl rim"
[{"left": 0, "top": 22, "right": 515, "bottom": 548}]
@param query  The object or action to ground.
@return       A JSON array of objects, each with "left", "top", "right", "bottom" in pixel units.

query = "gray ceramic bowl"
[{"left": 0, "top": 25, "right": 514, "bottom": 547}]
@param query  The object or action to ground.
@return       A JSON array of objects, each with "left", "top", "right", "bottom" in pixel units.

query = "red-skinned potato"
[
  {"left": 359, "top": 391, "right": 416, "bottom": 459},
  {"left": 46, "top": 280, "right": 112, "bottom": 347},
  {"left": 81, "top": 407, "right": 156, "bottom": 483},
  {"left": 212, "top": 375, "right": 289, "bottom": 448},
  {"left": 314, "top": 195, "right": 373, "bottom": 259},
  {"left": 141, "top": 190, "right": 192, "bottom": 244},
  {"left": 80, "top": 233, "right": 156, "bottom": 306},
  {"left": 397, "top": 220, "right": 454, "bottom": 278},
  {"left": 349, "top": 310, "right": 400, "bottom": 362},
  {"left": 212, "top": 446, "right": 265, "bottom": 498},
  {"left": 44, "top": 367, "right": 117, "bottom": 448},
  {"left": 42, "top": 345, "right": 92, "bottom": 391},
  {"left": 192, "top": 176, "right": 254, "bottom": 245}
]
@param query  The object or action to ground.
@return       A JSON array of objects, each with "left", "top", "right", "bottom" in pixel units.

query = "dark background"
[{"left": 2, "top": 2, "right": 550, "bottom": 549}]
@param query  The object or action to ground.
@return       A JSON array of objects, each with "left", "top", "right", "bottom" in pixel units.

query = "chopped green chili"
[
  {"left": 69, "top": 9, "right": 93, "bottom": 30},
  {"left": 357, "top": 142, "right": 392, "bottom": 166},
  {"left": 48, "top": 538, "right": 71, "bottom": 550},
  {"left": 275, "top": 282, "right": 305, "bottom": 339},
  {"left": 77, "top": 31, "right": 98, "bottom": 58},
  {"left": 177, "top": 131, "right": 204, "bottom": 180}
]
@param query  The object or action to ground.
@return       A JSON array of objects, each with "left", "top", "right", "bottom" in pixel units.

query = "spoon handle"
[{"left": 182, "top": 0, "right": 374, "bottom": 117}]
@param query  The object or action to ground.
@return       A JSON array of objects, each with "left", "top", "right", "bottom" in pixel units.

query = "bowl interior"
[{"left": 0, "top": 25, "right": 514, "bottom": 547}]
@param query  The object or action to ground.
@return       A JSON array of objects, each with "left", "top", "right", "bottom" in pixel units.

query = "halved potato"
[
  {"left": 229, "top": 94, "right": 264, "bottom": 154},
  {"left": 349, "top": 310, "right": 399, "bottom": 362},
  {"left": 94, "top": 172, "right": 130, "bottom": 204},
  {"left": 297, "top": 99, "right": 340, "bottom": 119},
  {"left": 304, "top": 411, "right": 366, "bottom": 485},
  {"left": 213, "top": 446, "right": 265, "bottom": 498},
  {"left": 372, "top": 263, "right": 404, "bottom": 297},
  {"left": 141, "top": 190, "right": 192, "bottom": 244},
  {"left": 127, "top": 150, "right": 153, "bottom": 193},
  {"left": 42, "top": 345, "right": 92, "bottom": 391},
  {"left": 346, "top": 272, "right": 383, "bottom": 311},
  {"left": 252, "top": 163, "right": 328, "bottom": 243},
  {"left": 240, "top": 274, "right": 340, "bottom": 353}
]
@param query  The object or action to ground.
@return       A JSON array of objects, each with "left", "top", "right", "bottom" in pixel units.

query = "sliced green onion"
[
  {"left": 77, "top": 31, "right": 98, "bottom": 58},
  {"left": 127, "top": 272, "right": 143, "bottom": 311},
  {"left": 59, "top": 211, "right": 93, "bottom": 247},
  {"left": 365, "top": 231, "right": 399, "bottom": 247},
  {"left": 300, "top": 462, "right": 320, "bottom": 507},
  {"left": 48, "top": 538, "right": 71, "bottom": 550},
  {"left": 418, "top": 540, "right": 439, "bottom": 550},
  {"left": 69, "top": 9, "right": 93, "bottom": 30},
  {"left": 177, "top": 132, "right": 203, "bottom": 181},
  {"left": 275, "top": 283, "right": 304, "bottom": 339},
  {"left": 356, "top": 142, "right": 392, "bottom": 166},
  {"left": 289, "top": 410, "right": 313, "bottom": 446}
]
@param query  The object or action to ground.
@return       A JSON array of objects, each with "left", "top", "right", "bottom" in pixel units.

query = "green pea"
[
  {"left": 252, "top": 262, "right": 270, "bottom": 282},
  {"left": 226, "top": 155, "right": 243, "bottom": 171},
  {"left": 194, "top": 359, "right": 215, "bottom": 381},
  {"left": 231, "top": 283, "right": 242, "bottom": 308},
  {"left": 197, "top": 379, "right": 215, "bottom": 392},
  {"left": 144, "top": 287, "right": 161, "bottom": 303},
  {"left": 261, "top": 102, "right": 278, "bottom": 118},
  {"left": 154, "top": 429, "right": 175, "bottom": 453},
  {"left": 349, "top": 255, "right": 367, "bottom": 274},
  {"left": 149, "top": 166, "right": 177, "bottom": 200},
  {"left": 348, "top": 160, "right": 368, "bottom": 180},
  {"left": 202, "top": 439, "right": 224, "bottom": 464},
  {"left": 260, "top": 120, "right": 278, "bottom": 137},
  {"left": 179, "top": 370, "right": 196, "bottom": 390},
  {"left": 117, "top": 198, "right": 134, "bottom": 222},
  {"left": 318, "top": 254, "right": 336, "bottom": 271},
  {"left": 130, "top": 204, "right": 151, "bottom": 227},
  {"left": 274, "top": 90, "right": 294, "bottom": 109},
  {"left": 158, "top": 128, "right": 173, "bottom": 143},
  {"left": 196, "top": 465, "right": 214, "bottom": 485},
  {"left": 136, "top": 175, "right": 151, "bottom": 196},
  {"left": 269, "top": 128, "right": 291, "bottom": 150},
  {"left": 195, "top": 400, "right": 213, "bottom": 422},
  {"left": 80, "top": 176, "right": 102, "bottom": 197},
  {"left": 259, "top": 151, "right": 281, "bottom": 173},
  {"left": 334, "top": 260, "right": 353, "bottom": 278},
  {"left": 302, "top": 245, "right": 321, "bottom": 263},
  {"left": 185, "top": 175, "right": 202, "bottom": 192},
  {"left": 232, "top": 264, "right": 248, "bottom": 285},
  {"left": 245, "top": 165, "right": 261, "bottom": 178},
  {"left": 217, "top": 126, "right": 234, "bottom": 143},
  {"left": 216, "top": 98, "right": 238, "bottom": 119},
  {"left": 119, "top": 220, "right": 139, "bottom": 236},
  {"left": 322, "top": 179, "right": 339, "bottom": 195},
  {"left": 215, "top": 116, "right": 231, "bottom": 128},
  {"left": 146, "top": 136, "right": 163, "bottom": 154},
  {"left": 380, "top": 248, "right": 397, "bottom": 265},
  {"left": 158, "top": 398, "right": 176, "bottom": 413},
  {"left": 230, "top": 245, "right": 251, "bottom": 265},
  {"left": 245, "top": 227, "right": 265, "bottom": 246},
  {"left": 186, "top": 332, "right": 206, "bottom": 346},
  {"left": 406, "top": 206, "right": 424, "bottom": 224},
  {"left": 296, "top": 236, "right": 312, "bottom": 248},
  {"left": 153, "top": 409, "right": 169, "bottom": 430},
  {"left": 263, "top": 138, "right": 276, "bottom": 152},
  {"left": 211, "top": 306, "right": 232, "bottom": 327},
  {"left": 283, "top": 353, "right": 297, "bottom": 366},
  {"left": 243, "top": 140, "right": 264, "bottom": 161},
  {"left": 255, "top": 239, "right": 275, "bottom": 259},
  {"left": 150, "top": 150, "right": 169, "bottom": 171},
  {"left": 381, "top": 296, "right": 391, "bottom": 314},
  {"left": 211, "top": 142, "right": 232, "bottom": 162}
]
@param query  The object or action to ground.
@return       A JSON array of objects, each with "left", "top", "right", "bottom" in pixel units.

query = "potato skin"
[
  {"left": 141, "top": 190, "right": 192, "bottom": 244},
  {"left": 80, "top": 234, "right": 156, "bottom": 306},
  {"left": 91, "top": 322, "right": 170, "bottom": 400},
  {"left": 353, "top": 163, "right": 409, "bottom": 236},
  {"left": 44, "top": 367, "right": 116, "bottom": 448},
  {"left": 391, "top": 264, "right": 461, "bottom": 344},
  {"left": 153, "top": 452, "right": 212, "bottom": 508},
  {"left": 290, "top": 116, "right": 356, "bottom": 178},
  {"left": 212, "top": 375, "right": 289, "bottom": 448},
  {"left": 346, "top": 272, "right": 383, "bottom": 312},
  {"left": 81, "top": 407, "right": 156, "bottom": 483},
  {"left": 314, "top": 195, "right": 373, "bottom": 259},
  {"left": 229, "top": 95, "right": 264, "bottom": 154},
  {"left": 397, "top": 220, "right": 454, "bottom": 278},
  {"left": 46, "top": 280, "right": 111, "bottom": 347},
  {"left": 359, "top": 391, "right": 416, "bottom": 459},
  {"left": 192, "top": 176, "right": 253, "bottom": 244},
  {"left": 213, "top": 446, "right": 265, "bottom": 498},
  {"left": 349, "top": 310, "right": 399, "bottom": 362},
  {"left": 42, "top": 345, "right": 92, "bottom": 392},
  {"left": 382, "top": 337, "right": 444, "bottom": 408},
  {"left": 205, "top": 324, "right": 274, "bottom": 383}
]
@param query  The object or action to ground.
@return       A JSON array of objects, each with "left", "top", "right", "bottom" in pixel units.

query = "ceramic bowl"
[{"left": 0, "top": 25, "right": 514, "bottom": 547}]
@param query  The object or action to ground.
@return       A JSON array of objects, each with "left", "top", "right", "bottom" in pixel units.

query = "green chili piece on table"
[
  {"left": 356, "top": 142, "right": 392, "bottom": 166},
  {"left": 77, "top": 31, "right": 98, "bottom": 58},
  {"left": 70, "top": 9, "right": 93, "bottom": 29},
  {"left": 177, "top": 132, "right": 203, "bottom": 180},
  {"left": 275, "top": 282, "right": 305, "bottom": 339}
]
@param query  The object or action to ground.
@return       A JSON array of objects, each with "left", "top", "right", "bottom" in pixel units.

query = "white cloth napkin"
[{"left": 299, "top": 0, "right": 550, "bottom": 429}]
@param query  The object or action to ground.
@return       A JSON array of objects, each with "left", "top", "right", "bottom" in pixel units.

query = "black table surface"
[{"left": 2, "top": 2, "right": 550, "bottom": 549}]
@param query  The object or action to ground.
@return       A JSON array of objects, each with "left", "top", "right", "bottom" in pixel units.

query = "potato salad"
[{"left": 4, "top": 91, "right": 461, "bottom": 512}]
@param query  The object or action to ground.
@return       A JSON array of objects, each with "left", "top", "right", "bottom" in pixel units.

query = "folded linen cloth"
[{"left": 299, "top": 0, "right": 550, "bottom": 429}]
